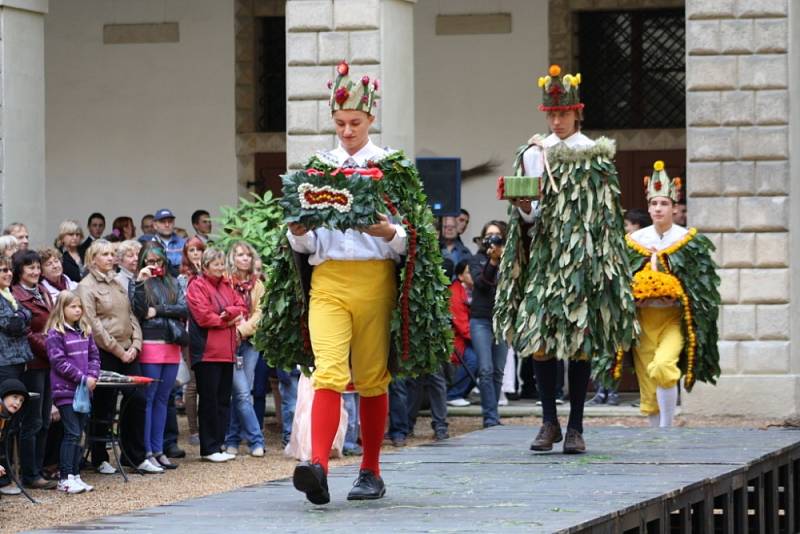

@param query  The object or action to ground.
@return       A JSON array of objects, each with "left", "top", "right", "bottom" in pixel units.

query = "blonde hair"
[
  {"left": 45, "top": 290, "right": 92, "bottom": 336},
  {"left": 84, "top": 239, "right": 115, "bottom": 269},
  {"left": 0, "top": 235, "right": 18, "bottom": 257},
  {"left": 116, "top": 240, "right": 141, "bottom": 262},
  {"left": 225, "top": 241, "right": 257, "bottom": 278},
  {"left": 55, "top": 220, "right": 84, "bottom": 249}
]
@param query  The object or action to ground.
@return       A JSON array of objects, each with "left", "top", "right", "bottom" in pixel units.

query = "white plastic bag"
[{"left": 284, "top": 374, "right": 348, "bottom": 461}]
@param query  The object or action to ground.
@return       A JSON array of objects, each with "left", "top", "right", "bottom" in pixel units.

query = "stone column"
[
  {"left": 285, "top": 0, "right": 416, "bottom": 169},
  {"left": 0, "top": 0, "right": 47, "bottom": 244},
  {"left": 684, "top": 0, "right": 793, "bottom": 417}
]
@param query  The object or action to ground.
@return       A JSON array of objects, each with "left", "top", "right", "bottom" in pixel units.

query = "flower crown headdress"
[
  {"left": 643, "top": 160, "right": 682, "bottom": 202},
  {"left": 327, "top": 60, "right": 379, "bottom": 115},
  {"left": 537, "top": 64, "right": 584, "bottom": 112}
]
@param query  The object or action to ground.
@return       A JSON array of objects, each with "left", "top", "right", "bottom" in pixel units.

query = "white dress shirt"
[
  {"left": 516, "top": 132, "right": 596, "bottom": 223},
  {"left": 287, "top": 138, "right": 408, "bottom": 265},
  {"left": 629, "top": 224, "right": 688, "bottom": 252}
]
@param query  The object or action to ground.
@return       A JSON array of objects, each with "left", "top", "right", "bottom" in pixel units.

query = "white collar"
[
  {"left": 329, "top": 139, "right": 385, "bottom": 166},
  {"left": 542, "top": 131, "right": 595, "bottom": 149}
]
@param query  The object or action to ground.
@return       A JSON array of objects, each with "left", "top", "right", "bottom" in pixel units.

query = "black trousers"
[
  {"left": 0, "top": 363, "right": 24, "bottom": 487},
  {"left": 194, "top": 362, "right": 233, "bottom": 456},
  {"left": 90, "top": 350, "right": 147, "bottom": 467}
]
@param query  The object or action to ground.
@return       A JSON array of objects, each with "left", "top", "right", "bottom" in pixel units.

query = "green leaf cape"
[
  {"left": 254, "top": 150, "right": 453, "bottom": 377},
  {"left": 494, "top": 136, "right": 638, "bottom": 371},
  {"left": 611, "top": 229, "right": 721, "bottom": 391}
]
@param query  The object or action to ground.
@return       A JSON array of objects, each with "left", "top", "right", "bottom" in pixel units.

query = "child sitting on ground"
[
  {"left": 0, "top": 378, "right": 30, "bottom": 481},
  {"left": 46, "top": 291, "right": 100, "bottom": 494}
]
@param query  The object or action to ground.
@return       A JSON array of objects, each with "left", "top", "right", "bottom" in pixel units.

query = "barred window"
[
  {"left": 577, "top": 9, "right": 685, "bottom": 130},
  {"left": 255, "top": 16, "right": 286, "bottom": 133}
]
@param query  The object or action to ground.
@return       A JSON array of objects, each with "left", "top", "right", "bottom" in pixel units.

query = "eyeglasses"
[
  {"left": 0, "top": 268, "right": 11, "bottom": 273},
  {"left": 145, "top": 259, "right": 164, "bottom": 266}
]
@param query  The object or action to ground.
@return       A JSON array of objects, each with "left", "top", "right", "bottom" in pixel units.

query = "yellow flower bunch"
[
  {"left": 538, "top": 76, "right": 547, "bottom": 88},
  {"left": 631, "top": 264, "right": 684, "bottom": 300},
  {"left": 653, "top": 160, "right": 665, "bottom": 172}
]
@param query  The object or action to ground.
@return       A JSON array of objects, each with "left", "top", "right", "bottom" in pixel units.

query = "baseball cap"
[{"left": 154, "top": 209, "right": 176, "bottom": 221}]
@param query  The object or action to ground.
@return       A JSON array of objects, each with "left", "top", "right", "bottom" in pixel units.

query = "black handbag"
[{"left": 165, "top": 318, "right": 189, "bottom": 346}]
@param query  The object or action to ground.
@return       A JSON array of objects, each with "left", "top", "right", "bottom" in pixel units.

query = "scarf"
[
  {"left": 49, "top": 275, "right": 68, "bottom": 292},
  {"left": 230, "top": 274, "right": 256, "bottom": 303},
  {"left": 22, "top": 284, "right": 44, "bottom": 305},
  {"left": 0, "top": 287, "right": 18, "bottom": 310}
]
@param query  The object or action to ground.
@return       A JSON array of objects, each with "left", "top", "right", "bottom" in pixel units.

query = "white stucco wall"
[
  {"left": 44, "top": 0, "right": 236, "bottom": 245},
  {"left": 414, "top": 0, "right": 548, "bottom": 243}
]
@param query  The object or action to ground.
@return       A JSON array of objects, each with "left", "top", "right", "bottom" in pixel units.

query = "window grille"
[{"left": 577, "top": 9, "right": 685, "bottom": 130}]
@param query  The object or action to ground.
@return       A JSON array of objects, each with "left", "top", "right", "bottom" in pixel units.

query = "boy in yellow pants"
[{"left": 627, "top": 161, "right": 720, "bottom": 426}]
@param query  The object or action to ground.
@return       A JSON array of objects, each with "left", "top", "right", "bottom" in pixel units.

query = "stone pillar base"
[{"left": 683, "top": 375, "right": 800, "bottom": 418}]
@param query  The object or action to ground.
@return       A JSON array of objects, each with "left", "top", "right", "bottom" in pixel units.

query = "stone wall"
[
  {"left": 684, "top": 0, "right": 794, "bottom": 416},
  {"left": 285, "top": 0, "right": 415, "bottom": 169}
]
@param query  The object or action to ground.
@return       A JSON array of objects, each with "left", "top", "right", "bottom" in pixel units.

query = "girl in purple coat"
[{"left": 46, "top": 291, "right": 100, "bottom": 494}]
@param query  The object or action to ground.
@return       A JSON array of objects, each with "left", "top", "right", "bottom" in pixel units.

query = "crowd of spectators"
[{"left": 0, "top": 199, "right": 682, "bottom": 496}]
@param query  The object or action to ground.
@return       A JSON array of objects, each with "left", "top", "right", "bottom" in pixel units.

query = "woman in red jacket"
[
  {"left": 446, "top": 259, "right": 478, "bottom": 407},
  {"left": 186, "top": 248, "right": 248, "bottom": 462},
  {"left": 11, "top": 250, "right": 57, "bottom": 489}
]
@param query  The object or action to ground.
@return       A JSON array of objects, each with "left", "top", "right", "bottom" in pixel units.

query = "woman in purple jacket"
[{"left": 46, "top": 290, "right": 100, "bottom": 494}]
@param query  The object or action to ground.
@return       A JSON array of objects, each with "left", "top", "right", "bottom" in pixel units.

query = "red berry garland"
[{"left": 383, "top": 194, "right": 416, "bottom": 361}]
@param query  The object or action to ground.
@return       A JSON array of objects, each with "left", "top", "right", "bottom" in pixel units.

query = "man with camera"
[{"left": 468, "top": 221, "right": 508, "bottom": 429}]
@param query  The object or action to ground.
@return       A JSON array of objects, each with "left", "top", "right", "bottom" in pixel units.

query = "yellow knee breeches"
[
  {"left": 308, "top": 259, "right": 396, "bottom": 397},
  {"left": 634, "top": 306, "right": 684, "bottom": 415}
]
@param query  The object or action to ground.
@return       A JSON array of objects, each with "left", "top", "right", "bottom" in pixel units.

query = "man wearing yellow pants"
[
  {"left": 282, "top": 61, "right": 452, "bottom": 506},
  {"left": 627, "top": 161, "right": 721, "bottom": 427}
]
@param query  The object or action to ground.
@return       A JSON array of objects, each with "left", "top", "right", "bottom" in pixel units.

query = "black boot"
[
  {"left": 346, "top": 469, "right": 386, "bottom": 500},
  {"left": 293, "top": 462, "right": 330, "bottom": 505}
]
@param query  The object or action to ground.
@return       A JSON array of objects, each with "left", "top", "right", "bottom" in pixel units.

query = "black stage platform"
[{"left": 33, "top": 426, "right": 800, "bottom": 533}]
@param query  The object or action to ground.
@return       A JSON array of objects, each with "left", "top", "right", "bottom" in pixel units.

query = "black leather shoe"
[
  {"left": 165, "top": 444, "right": 186, "bottom": 459},
  {"left": 346, "top": 469, "right": 386, "bottom": 501},
  {"left": 293, "top": 462, "right": 330, "bottom": 505},
  {"left": 530, "top": 421, "right": 563, "bottom": 451}
]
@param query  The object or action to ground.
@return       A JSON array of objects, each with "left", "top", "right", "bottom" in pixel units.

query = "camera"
[
  {"left": 151, "top": 266, "right": 165, "bottom": 277},
  {"left": 483, "top": 234, "right": 505, "bottom": 248}
]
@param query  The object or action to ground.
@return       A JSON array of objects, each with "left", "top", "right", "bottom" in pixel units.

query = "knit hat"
[
  {"left": 643, "top": 160, "right": 682, "bottom": 202},
  {"left": 327, "top": 60, "right": 379, "bottom": 115},
  {"left": 538, "top": 64, "right": 584, "bottom": 112},
  {"left": 0, "top": 378, "right": 29, "bottom": 402}
]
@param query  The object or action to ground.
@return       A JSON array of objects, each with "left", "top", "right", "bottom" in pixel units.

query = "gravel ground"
[{"left": 0, "top": 413, "right": 785, "bottom": 533}]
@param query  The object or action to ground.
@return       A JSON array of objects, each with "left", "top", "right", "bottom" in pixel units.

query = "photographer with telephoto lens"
[{"left": 467, "top": 221, "right": 508, "bottom": 428}]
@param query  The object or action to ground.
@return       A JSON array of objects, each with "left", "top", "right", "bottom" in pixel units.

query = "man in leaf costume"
[
  {"left": 261, "top": 61, "right": 451, "bottom": 505},
  {"left": 494, "top": 65, "right": 637, "bottom": 454},
  {"left": 621, "top": 161, "right": 720, "bottom": 427}
]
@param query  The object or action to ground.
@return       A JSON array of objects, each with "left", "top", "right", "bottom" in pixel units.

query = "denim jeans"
[
  {"left": 224, "top": 341, "right": 265, "bottom": 449},
  {"left": 388, "top": 378, "right": 409, "bottom": 439},
  {"left": 343, "top": 393, "right": 360, "bottom": 450},
  {"left": 57, "top": 404, "right": 88, "bottom": 479},
  {"left": 447, "top": 345, "right": 478, "bottom": 401},
  {"left": 140, "top": 363, "right": 179, "bottom": 454},
  {"left": 470, "top": 318, "right": 508, "bottom": 427},
  {"left": 277, "top": 369, "right": 299, "bottom": 444},
  {"left": 407, "top": 369, "right": 449, "bottom": 434},
  {"left": 21, "top": 368, "right": 52, "bottom": 484}
]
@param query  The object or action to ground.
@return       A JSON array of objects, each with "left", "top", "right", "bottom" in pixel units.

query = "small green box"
[{"left": 498, "top": 176, "right": 540, "bottom": 199}]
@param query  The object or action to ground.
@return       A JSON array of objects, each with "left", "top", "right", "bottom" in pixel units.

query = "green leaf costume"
[
  {"left": 254, "top": 150, "right": 453, "bottom": 377},
  {"left": 609, "top": 229, "right": 721, "bottom": 391},
  {"left": 494, "top": 135, "right": 638, "bottom": 369}
]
